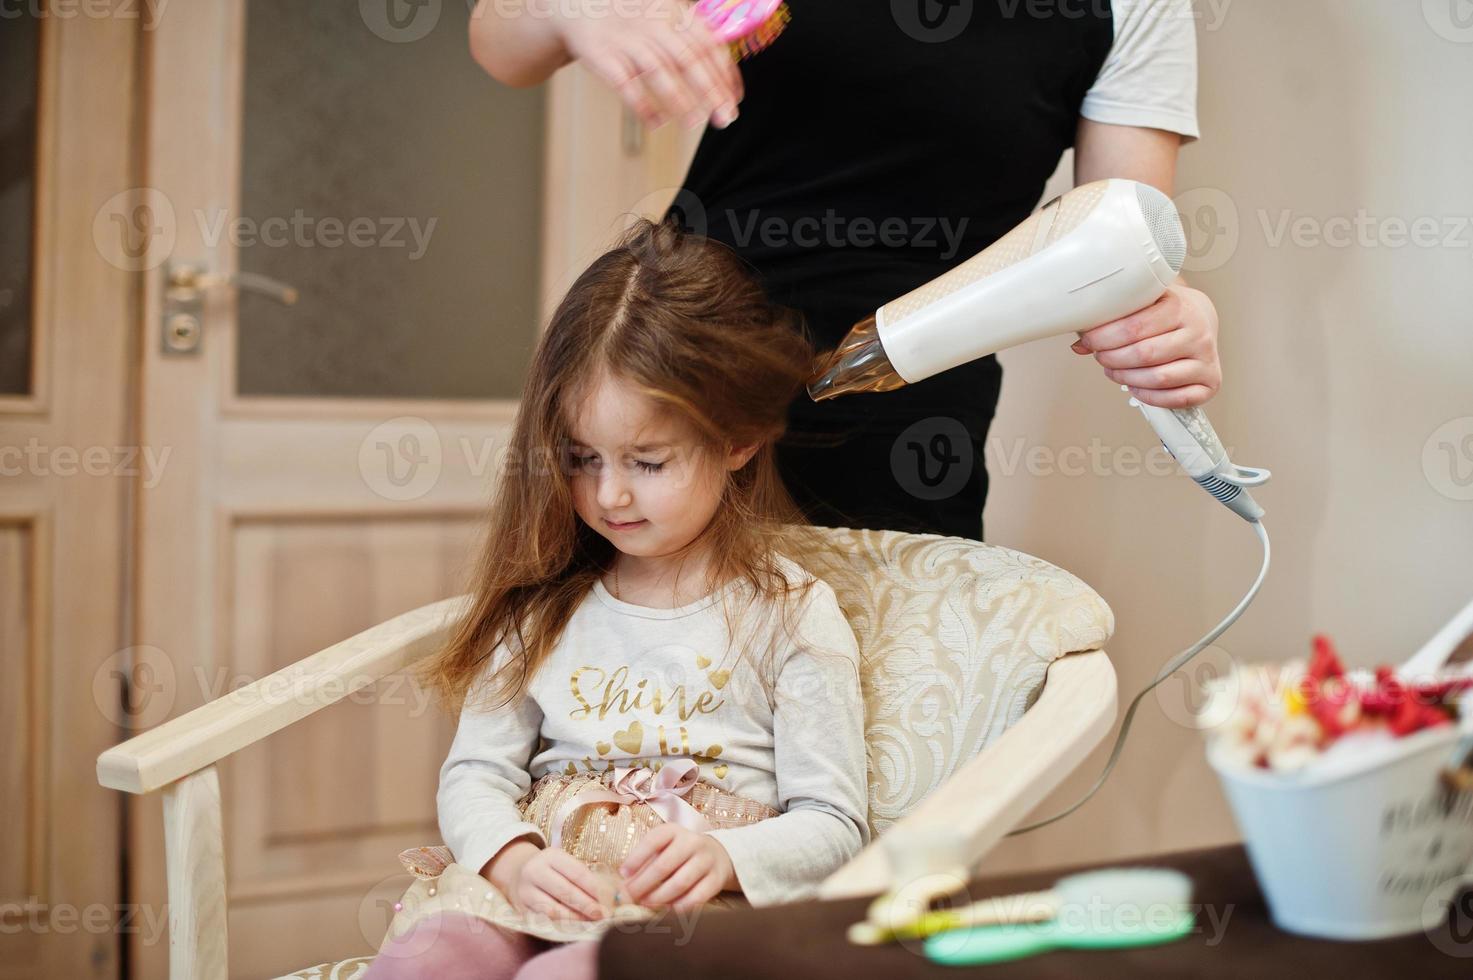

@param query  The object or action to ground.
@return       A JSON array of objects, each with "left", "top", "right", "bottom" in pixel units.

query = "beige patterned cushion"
[
  {"left": 799, "top": 527, "right": 1114, "bottom": 837},
  {"left": 275, "top": 957, "right": 371, "bottom": 980}
]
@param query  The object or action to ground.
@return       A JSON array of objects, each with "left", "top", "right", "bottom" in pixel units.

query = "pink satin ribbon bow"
[{"left": 549, "top": 758, "right": 711, "bottom": 850}]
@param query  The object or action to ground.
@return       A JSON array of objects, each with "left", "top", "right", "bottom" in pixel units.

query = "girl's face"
[{"left": 566, "top": 374, "right": 756, "bottom": 563}]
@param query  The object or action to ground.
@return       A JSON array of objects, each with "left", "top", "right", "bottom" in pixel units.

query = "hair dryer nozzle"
[{"left": 806, "top": 315, "right": 910, "bottom": 402}]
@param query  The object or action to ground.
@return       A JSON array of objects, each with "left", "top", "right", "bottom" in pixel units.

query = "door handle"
[{"left": 161, "top": 261, "right": 300, "bottom": 355}]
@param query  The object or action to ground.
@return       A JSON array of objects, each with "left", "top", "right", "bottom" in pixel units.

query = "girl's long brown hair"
[{"left": 427, "top": 215, "right": 832, "bottom": 712}]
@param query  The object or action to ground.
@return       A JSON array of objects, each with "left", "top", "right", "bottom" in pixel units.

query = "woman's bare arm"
[{"left": 468, "top": 0, "right": 574, "bottom": 88}]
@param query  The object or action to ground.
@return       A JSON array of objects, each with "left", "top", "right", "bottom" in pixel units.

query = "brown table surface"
[{"left": 598, "top": 843, "right": 1473, "bottom": 977}]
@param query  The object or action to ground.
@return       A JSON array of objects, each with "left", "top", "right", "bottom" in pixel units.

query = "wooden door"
[
  {"left": 0, "top": 9, "right": 132, "bottom": 980},
  {"left": 127, "top": 3, "right": 699, "bottom": 977}
]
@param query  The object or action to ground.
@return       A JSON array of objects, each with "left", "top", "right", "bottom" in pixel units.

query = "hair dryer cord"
[{"left": 1006, "top": 519, "right": 1272, "bottom": 836}]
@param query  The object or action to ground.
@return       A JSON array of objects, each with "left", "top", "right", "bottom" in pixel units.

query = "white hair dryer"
[
  {"left": 808, "top": 180, "right": 1277, "bottom": 852},
  {"left": 808, "top": 178, "right": 1270, "bottom": 522}
]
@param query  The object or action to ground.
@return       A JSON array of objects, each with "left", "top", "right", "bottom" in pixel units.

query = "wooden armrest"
[
  {"left": 97, "top": 595, "right": 469, "bottom": 795},
  {"left": 818, "top": 648, "right": 1118, "bottom": 899}
]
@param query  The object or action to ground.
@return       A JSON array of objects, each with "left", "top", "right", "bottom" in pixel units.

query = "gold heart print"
[
  {"left": 613, "top": 720, "right": 644, "bottom": 755},
  {"left": 695, "top": 655, "right": 711, "bottom": 669},
  {"left": 693, "top": 744, "right": 723, "bottom": 764},
  {"left": 713, "top": 764, "right": 729, "bottom": 779},
  {"left": 707, "top": 669, "right": 730, "bottom": 690},
  {"left": 595, "top": 741, "right": 612, "bottom": 757}
]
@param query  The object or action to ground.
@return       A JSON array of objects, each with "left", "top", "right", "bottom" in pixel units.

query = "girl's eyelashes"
[{"left": 567, "top": 452, "right": 666, "bottom": 474}]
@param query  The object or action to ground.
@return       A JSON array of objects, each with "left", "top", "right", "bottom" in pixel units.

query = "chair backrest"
[{"left": 798, "top": 526, "right": 1114, "bottom": 837}]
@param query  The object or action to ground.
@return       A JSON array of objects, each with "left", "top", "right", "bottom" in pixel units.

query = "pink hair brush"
[{"left": 695, "top": 0, "right": 791, "bottom": 60}]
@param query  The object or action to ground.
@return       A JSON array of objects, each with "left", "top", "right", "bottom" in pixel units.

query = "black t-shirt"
[{"left": 671, "top": 2, "right": 1114, "bottom": 435}]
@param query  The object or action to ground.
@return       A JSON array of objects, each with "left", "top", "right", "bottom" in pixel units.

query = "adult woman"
[{"left": 471, "top": 0, "right": 1220, "bottom": 540}]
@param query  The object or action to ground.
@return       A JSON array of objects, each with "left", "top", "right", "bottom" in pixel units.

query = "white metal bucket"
[{"left": 1209, "top": 722, "right": 1473, "bottom": 940}]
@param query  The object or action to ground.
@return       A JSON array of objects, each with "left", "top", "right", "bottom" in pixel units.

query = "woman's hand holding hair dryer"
[{"left": 1072, "top": 281, "right": 1223, "bottom": 410}]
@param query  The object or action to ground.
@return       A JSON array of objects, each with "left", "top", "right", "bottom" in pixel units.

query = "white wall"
[{"left": 985, "top": 0, "right": 1473, "bottom": 872}]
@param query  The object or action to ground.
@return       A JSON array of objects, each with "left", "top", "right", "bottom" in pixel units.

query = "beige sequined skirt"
[{"left": 386, "top": 769, "right": 780, "bottom": 945}]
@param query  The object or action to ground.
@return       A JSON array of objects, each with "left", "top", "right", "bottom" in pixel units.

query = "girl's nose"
[{"left": 596, "top": 471, "right": 632, "bottom": 510}]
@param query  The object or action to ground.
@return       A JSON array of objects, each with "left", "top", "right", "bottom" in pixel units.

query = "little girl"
[{"left": 365, "top": 216, "right": 870, "bottom": 980}]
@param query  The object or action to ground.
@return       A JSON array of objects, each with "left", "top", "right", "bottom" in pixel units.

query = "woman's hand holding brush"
[{"left": 470, "top": 0, "right": 743, "bottom": 130}]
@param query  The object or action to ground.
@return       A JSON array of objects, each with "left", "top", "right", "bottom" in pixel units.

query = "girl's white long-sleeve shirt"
[{"left": 437, "top": 556, "right": 871, "bottom": 907}]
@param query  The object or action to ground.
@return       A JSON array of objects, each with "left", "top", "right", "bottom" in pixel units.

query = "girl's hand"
[
  {"left": 619, "top": 823, "right": 736, "bottom": 911},
  {"left": 511, "top": 846, "right": 615, "bottom": 922},
  {"left": 557, "top": 0, "right": 743, "bottom": 129},
  {"left": 1071, "top": 282, "right": 1222, "bottom": 410}
]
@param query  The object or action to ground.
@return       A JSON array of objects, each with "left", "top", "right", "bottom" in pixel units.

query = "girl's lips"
[{"left": 605, "top": 519, "right": 646, "bottom": 531}]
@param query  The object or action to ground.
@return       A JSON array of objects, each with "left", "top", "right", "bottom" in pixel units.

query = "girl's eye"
[{"left": 567, "top": 453, "right": 662, "bottom": 474}]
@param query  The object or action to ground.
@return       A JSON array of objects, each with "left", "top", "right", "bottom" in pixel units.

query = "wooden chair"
[{"left": 97, "top": 526, "right": 1117, "bottom": 979}]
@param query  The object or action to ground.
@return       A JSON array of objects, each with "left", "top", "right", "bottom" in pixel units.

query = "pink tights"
[{"left": 362, "top": 913, "right": 599, "bottom": 980}]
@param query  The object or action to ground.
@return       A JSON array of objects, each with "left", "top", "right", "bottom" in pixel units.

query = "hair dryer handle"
[{"left": 1129, "top": 391, "right": 1270, "bottom": 522}]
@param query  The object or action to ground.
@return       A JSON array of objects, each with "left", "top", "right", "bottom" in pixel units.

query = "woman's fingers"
[
  {"left": 634, "top": 41, "right": 704, "bottom": 126},
  {"left": 1075, "top": 290, "right": 1183, "bottom": 355},
  {"left": 1102, "top": 358, "right": 1212, "bottom": 391},
  {"left": 592, "top": 50, "right": 664, "bottom": 125},
  {"left": 653, "top": 21, "right": 740, "bottom": 126},
  {"left": 566, "top": 1, "right": 742, "bottom": 129},
  {"left": 1090, "top": 320, "right": 1210, "bottom": 371},
  {"left": 1127, "top": 383, "right": 1217, "bottom": 409},
  {"left": 1072, "top": 284, "right": 1221, "bottom": 408},
  {"left": 663, "top": 42, "right": 732, "bottom": 127}
]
